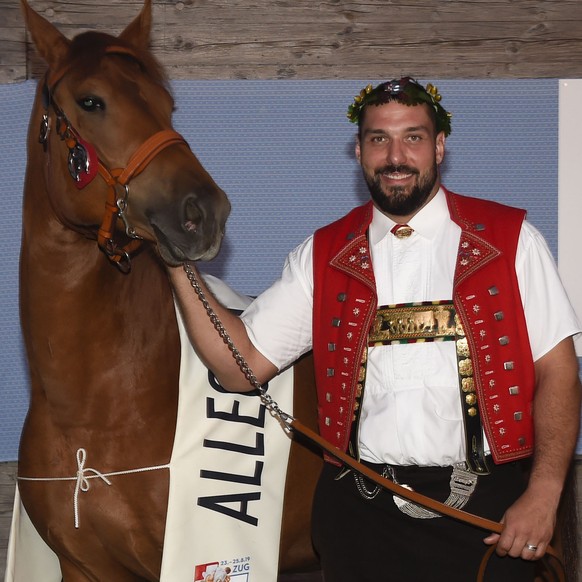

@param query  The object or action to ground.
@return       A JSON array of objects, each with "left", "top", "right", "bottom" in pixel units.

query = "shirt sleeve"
[
  {"left": 240, "top": 235, "right": 314, "bottom": 370},
  {"left": 516, "top": 220, "right": 582, "bottom": 361}
]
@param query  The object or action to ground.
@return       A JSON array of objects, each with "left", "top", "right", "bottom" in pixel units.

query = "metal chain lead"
[{"left": 182, "top": 262, "right": 294, "bottom": 430}]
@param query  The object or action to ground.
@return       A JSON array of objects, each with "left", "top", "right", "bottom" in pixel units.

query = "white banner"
[{"left": 161, "top": 275, "right": 293, "bottom": 581}]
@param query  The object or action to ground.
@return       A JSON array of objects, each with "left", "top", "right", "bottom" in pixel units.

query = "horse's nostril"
[{"left": 183, "top": 196, "right": 202, "bottom": 233}]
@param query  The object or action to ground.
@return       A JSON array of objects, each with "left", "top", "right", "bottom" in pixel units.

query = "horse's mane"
[{"left": 66, "top": 31, "right": 170, "bottom": 91}]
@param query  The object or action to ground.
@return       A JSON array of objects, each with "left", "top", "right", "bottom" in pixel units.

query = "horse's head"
[{"left": 21, "top": 0, "right": 230, "bottom": 269}]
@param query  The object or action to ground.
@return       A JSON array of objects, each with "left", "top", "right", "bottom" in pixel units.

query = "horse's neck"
[
  {"left": 20, "top": 97, "right": 180, "bottom": 426},
  {"left": 21, "top": 205, "right": 172, "bottom": 336},
  {"left": 21, "top": 234, "right": 179, "bottom": 432},
  {"left": 20, "top": 174, "right": 178, "bottom": 389}
]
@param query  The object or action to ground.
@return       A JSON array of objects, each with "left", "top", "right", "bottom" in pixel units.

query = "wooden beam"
[{"left": 2, "top": 0, "right": 582, "bottom": 83}]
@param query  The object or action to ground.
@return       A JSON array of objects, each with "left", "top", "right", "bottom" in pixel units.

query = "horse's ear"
[
  {"left": 119, "top": 0, "right": 152, "bottom": 51},
  {"left": 20, "top": 0, "right": 70, "bottom": 69}
]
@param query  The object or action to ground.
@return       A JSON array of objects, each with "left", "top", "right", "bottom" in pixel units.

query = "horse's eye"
[{"left": 78, "top": 96, "right": 105, "bottom": 112}]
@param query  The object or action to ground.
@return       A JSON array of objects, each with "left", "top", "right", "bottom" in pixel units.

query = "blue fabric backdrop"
[{"left": 1, "top": 78, "right": 577, "bottom": 461}]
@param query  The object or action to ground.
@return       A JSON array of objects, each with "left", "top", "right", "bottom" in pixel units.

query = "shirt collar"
[{"left": 369, "top": 187, "right": 449, "bottom": 245}]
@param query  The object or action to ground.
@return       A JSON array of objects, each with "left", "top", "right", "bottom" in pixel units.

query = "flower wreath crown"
[{"left": 347, "top": 77, "right": 452, "bottom": 136}]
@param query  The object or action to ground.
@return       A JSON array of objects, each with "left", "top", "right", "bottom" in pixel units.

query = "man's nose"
[{"left": 386, "top": 140, "right": 406, "bottom": 165}]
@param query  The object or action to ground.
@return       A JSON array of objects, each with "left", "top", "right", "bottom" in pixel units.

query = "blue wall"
[{"left": 1, "top": 78, "right": 576, "bottom": 461}]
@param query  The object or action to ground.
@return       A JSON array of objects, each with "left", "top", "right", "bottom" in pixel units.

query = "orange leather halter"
[
  {"left": 42, "top": 45, "right": 188, "bottom": 272},
  {"left": 93, "top": 129, "right": 187, "bottom": 272}
]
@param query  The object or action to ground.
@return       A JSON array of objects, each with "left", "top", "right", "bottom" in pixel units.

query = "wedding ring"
[{"left": 525, "top": 543, "right": 538, "bottom": 552}]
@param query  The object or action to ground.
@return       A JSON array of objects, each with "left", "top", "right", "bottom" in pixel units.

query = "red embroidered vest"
[{"left": 312, "top": 189, "right": 535, "bottom": 466}]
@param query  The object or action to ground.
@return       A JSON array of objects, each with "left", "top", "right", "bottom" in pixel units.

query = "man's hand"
[{"left": 483, "top": 483, "right": 559, "bottom": 560}]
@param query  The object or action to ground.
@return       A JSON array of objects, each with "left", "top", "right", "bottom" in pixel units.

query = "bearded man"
[{"left": 170, "top": 78, "right": 581, "bottom": 581}]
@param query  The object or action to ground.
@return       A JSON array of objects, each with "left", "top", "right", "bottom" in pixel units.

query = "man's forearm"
[
  {"left": 528, "top": 336, "right": 581, "bottom": 500},
  {"left": 168, "top": 264, "right": 278, "bottom": 391}
]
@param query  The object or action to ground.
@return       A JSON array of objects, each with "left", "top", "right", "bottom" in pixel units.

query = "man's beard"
[{"left": 364, "top": 162, "right": 438, "bottom": 217}]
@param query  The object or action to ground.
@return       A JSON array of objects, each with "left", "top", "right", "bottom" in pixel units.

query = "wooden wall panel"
[
  {"left": 0, "top": 462, "right": 17, "bottom": 578},
  {"left": 2, "top": 0, "right": 582, "bottom": 84}
]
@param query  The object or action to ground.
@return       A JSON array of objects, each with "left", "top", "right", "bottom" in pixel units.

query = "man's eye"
[{"left": 78, "top": 96, "right": 105, "bottom": 112}]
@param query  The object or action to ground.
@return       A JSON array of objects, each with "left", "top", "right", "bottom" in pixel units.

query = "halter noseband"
[{"left": 40, "top": 45, "right": 188, "bottom": 273}]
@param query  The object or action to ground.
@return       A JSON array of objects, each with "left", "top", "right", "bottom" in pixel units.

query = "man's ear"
[
  {"left": 355, "top": 137, "right": 362, "bottom": 163},
  {"left": 435, "top": 131, "right": 446, "bottom": 165}
]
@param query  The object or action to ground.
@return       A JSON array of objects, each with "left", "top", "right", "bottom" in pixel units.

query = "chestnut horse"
[{"left": 17, "top": 1, "right": 321, "bottom": 580}]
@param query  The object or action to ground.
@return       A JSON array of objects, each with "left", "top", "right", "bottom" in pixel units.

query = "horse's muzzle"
[{"left": 150, "top": 186, "right": 231, "bottom": 266}]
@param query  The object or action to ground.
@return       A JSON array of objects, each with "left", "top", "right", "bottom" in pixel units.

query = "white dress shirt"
[{"left": 242, "top": 189, "right": 581, "bottom": 466}]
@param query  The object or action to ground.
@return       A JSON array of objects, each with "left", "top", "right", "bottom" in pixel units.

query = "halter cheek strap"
[
  {"left": 52, "top": 112, "right": 99, "bottom": 189},
  {"left": 95, "top": 129, "right": 188, "bottom": 272}
]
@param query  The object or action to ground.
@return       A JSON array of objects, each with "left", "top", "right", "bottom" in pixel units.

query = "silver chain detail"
[
  {"left": 182, "top": 262, "right": 294, "bottom": 430},
  {"left": 392, "top": 462, "right": 478, "bottom": 519},
  {"left": 353, "top": 461, "right": 478, "bottom": 520},
  {"left": 354, "top": 466, "right": 393, "bottom": 500}
]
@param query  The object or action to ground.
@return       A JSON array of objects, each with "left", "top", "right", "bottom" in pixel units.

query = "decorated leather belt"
[{"left": 369, "top": 301, "right": 490, "bottom": 476}]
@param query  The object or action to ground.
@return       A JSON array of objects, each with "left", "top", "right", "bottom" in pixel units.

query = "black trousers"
[{"left": 311, "top": 460, "right": 536, "bottom": 582}]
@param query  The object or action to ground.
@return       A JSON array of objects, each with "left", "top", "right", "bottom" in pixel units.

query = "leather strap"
[
  {"left": 289, "top": 418, "right": 565, "bottom": 581},
  {"left": 115, "top": 130, "right": 187, "bottom": 186},
  {"left": 95, "top": 129, "right": 188, "bottom": 270},
  {"left": 455, "top": 323, "right": 490, "bottom": 475},
  {"left": 477, "top": 544, "right": 565, "bottom": 582}
]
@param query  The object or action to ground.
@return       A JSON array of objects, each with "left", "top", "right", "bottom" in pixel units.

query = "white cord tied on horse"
[
  {"left": 73, "top": 448, "right": 112, "bottom": 528},
  {"left": 18, "top": 448, "right": 170, "bottom": 529}
]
